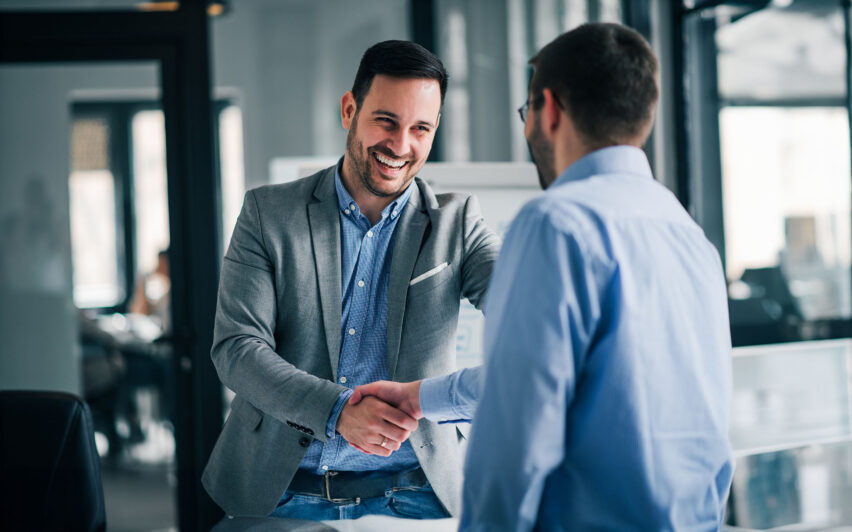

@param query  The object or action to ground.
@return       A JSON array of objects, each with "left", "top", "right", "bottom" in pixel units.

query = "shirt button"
[
  {"left": 392, "top": 210, "right": 398, "bottom": 218},
  {"left": 321, "top": 465, "right": 329, "bottom": 471},
  {"left": 339, "top": 376, "right": 347, "bottom": 384},
  {"left": 344, "top": 209, "right": 350, "bottom": 215},
  {"left": 358, "top": 280, "right": 365, "bottom": 288},
  {"left": 348, "top": 328, "right": 356, "bottom": 336},
  {"left": 366, "top": 230, "right": 373, "bottom": 238},
  {"left": 349, "top": 203, "right": 355, "bottom": 211}
]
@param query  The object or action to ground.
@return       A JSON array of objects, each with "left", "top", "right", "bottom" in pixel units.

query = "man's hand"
[
  {"left": 335, "top": 396, "right": 419, "bottom": 457},
  {"left": 349, "top": 380, "right": 423, "bottom": 420}
]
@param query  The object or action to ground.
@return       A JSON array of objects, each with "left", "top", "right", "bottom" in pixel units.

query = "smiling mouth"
[{"left": 372, "top": 151, "right": 409, "bottom": 172}]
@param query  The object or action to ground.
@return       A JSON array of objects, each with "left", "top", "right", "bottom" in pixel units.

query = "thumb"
[
  {"left": 348, "top": 388, "right": 363, "bottom": 405},
  {"left": 349, "top": 381, "right": 382, "bottom": 405}
]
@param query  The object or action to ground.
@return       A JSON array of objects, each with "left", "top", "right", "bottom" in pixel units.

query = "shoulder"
[
  {"left": 508, "top": 193, "right": 612, "bottom": 267},
  {"left": 247, "top": 167, "right": 332, "bottom": 207},
  {"left": 414, "top": 177, "right": 472, "bottom": 214},
  {"left": 514, "top": 192, "right": 595, "bottom": 236}
]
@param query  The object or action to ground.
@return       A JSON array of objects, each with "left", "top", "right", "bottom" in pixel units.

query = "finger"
[
  {"left": 351, "top": 382, "right": 382, "bottom": 403},
  {"left": 358, "top": 442, "right": 392, "bottom": 457},
  {"left": 349, "top": 442, "right": 374, "bottom": 454},
  {"left": 380, "top": 404, "right": 419, "bottom": 432},
  {"left": 378, "top": 420, "right": 411, "bottom": 444},
  {"left": 381, "top": 437, "right": 402, "bottom": 451}
]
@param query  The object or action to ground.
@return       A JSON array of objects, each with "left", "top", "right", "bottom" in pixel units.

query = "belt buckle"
[{"left": 323, "top": 471, "right": 359, "bottom": 504}]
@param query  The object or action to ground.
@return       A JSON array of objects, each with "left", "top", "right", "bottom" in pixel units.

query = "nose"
[{"left": 386, "top": 128, "right": 413, "bottom": 158}]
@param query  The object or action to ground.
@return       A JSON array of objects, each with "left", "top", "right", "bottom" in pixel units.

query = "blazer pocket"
[
  {"left": 409, "top": 262, "right": 450, "bottom": 287},
  {"left": 408, "top": 262, "right": 454, "bottom": 298}
]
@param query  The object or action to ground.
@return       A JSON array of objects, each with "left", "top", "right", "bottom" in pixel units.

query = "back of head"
[
  {"left": 351, "top": 40, "right": 448, "bottom": 107},
  {"left": 530, "top": 23, "right": 659, "bottom": 149}
]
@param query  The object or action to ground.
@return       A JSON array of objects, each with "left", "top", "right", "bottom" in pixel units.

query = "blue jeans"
[{"left": 268, "top": 483, "right": 450, "bottom": 521}]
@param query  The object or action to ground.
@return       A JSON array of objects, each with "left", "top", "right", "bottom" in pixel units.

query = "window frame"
[{"left": 70, "top": 100, "right": 234, "bottom": 314}]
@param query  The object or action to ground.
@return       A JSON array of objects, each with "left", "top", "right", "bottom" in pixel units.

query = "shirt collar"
[
  {"left": 334, "top": 156, "right": 414, "bottom": 222},
  {"left": 552, "top": 145, "right": 653, "bottom": 189}
]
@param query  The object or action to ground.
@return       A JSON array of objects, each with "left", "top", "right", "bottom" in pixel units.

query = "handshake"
[{"left": 334, "top": 380, "right": 423, "bottom": 457}]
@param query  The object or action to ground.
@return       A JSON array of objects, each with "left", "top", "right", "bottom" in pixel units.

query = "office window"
[
  {"left": 219, "top": 104, "right": 246, "bottom": 250},
  {"left": 721, "top": 106, "right": 850, "bottom": 321},
  {"left": 69, "top": 101, "right": 243, "bottom": 310},
  {"left": 132, "top": 110, "right": 170, "bottom": 279},
  {"left": 69, "top": 116, "right": 124, "bottom": 308},
  {"left": 684, "top": 1, "right": 850, "bottom": 345},
  {"left": 436, "top": 0, "right": 624, "bottom": 163},
  {"left": 680, "top": 4, "right": 852, "bottom": 527}
]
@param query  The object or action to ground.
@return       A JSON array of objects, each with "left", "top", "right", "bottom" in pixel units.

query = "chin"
[{"left": 369, "top": 172, "right": 413, "bottom": 195}]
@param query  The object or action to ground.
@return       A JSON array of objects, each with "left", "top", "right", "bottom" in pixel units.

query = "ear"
[
  {"left": 340, "top": 91, "right": 357, "bottom": 130},
  {"left": 539, "top": 88, "right": 563, "bottom": 138}
]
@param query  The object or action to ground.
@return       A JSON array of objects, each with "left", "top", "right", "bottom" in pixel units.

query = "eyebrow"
[{"left": 372, "top": 109, "right": 436, "bottom": 128}]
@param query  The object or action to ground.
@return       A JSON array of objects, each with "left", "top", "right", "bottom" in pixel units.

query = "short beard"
[
  {"left": 344, "top": 112, "right": 411, "bottom": 198},
  {"left": 527, "top": 113, "right": 556, "bottom": 190}
]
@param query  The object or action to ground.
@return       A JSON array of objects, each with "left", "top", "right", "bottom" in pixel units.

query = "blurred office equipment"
[{"left": 0, "top": 390, "right": 106, "bottom": 532}]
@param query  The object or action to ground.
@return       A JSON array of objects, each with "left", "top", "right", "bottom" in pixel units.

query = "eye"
[
  {"left": 376, "top": 117, "right": 396, "bottom": 127},
  {"left": 415, "top": 125, "right": 431, "bottom": 133}
]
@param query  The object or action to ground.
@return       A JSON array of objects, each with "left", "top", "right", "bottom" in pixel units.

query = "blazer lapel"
[
  {"left": 386, "top": 181, "right": 429, "bottom": 380},
  {"left": 307, "top": 169, "right": 343, "bottom": 380}
]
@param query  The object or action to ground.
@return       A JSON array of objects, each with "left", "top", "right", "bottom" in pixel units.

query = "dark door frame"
[{"left": 0, "top": 5, "right": 224, "bottom": 530}]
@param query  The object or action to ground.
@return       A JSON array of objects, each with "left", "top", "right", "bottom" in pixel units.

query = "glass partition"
[{"left": 0, "top": 61, "right": 178, "bottom": 531}]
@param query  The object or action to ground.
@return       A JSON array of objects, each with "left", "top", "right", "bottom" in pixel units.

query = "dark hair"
[
  {"left": 351, "top": 40, "right": 448, "bottom": 107},
  {"left": 529, "top": 23, "right": 659, "bottom": 148}
]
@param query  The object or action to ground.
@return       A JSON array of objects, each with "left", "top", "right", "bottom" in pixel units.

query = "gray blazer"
[{"left": 201, "top": 166, "right": 500, "bottom": 517}]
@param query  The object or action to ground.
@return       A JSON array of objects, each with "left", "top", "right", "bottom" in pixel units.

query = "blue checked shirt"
[{"left": 299, "top": 159, "right": 419, "bottom": 474}]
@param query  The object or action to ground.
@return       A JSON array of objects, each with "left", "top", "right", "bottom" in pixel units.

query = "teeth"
[{"left": 374, "top": 152, "right": 406, "bottom": 168}]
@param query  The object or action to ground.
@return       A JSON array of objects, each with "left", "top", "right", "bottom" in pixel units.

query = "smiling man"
[{"left": 201, "top": 41, "right": 500, "bottom": 522}]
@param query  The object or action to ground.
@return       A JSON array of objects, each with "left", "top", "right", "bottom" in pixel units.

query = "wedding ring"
[{"left": 380, "top": 437, "right": 389, "bottom": 449}]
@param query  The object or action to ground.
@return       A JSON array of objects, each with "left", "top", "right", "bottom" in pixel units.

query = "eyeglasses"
[{"left": 517, "top": 94, "right": 544, "bottom": 124}]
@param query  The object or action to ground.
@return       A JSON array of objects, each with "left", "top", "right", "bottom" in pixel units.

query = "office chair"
[{"left": 0, "top": 390, "right": 106, "bottom": 532}]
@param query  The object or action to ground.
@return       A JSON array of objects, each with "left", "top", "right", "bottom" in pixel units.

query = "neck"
[{"left": 554, "top": 143, "right": 592, "bottom": 181}]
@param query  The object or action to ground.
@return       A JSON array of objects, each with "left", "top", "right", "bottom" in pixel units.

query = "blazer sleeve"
[
  {"left": 211, "top": 189, "right": 345, "bottom": 442},
  {"left": 460, "top": 194, "right": 501, "bottom": 311}
]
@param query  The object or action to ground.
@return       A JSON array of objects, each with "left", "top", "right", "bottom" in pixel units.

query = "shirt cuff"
[
  {"left": 326, "top": 388, "right": 353, "bottom": 438},
  {"left": 419, "top": 375, "right": 467, "bottom": 423}
]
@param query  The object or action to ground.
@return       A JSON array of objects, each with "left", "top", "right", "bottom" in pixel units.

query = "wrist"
[
  {"left": 331, "top": 389, "right": 353, "bottom": 436},
  {"left": 409, "top": 380, "right": 423, "bottom": 419}
]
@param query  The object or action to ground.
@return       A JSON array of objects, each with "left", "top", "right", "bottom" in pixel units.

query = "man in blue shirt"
[
  {"left": 202, "top": 41, "right": 500, "bottom": 521},
  {"left": 350, "top": 23, "right": 734, "bottom": 529}
]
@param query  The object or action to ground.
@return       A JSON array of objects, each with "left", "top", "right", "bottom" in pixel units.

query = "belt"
[{"left": 288, "top": 467, "right": 428, "bottom": 503}]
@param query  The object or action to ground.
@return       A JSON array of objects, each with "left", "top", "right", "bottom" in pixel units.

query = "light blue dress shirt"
[
  {"left": 300, "top": 160, "right": 419, "bottom": 474},
  {"left": 424, "top": 146, "right": 734, "bottom": 530}
]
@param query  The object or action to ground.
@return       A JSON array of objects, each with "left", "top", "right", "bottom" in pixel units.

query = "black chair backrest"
[{"left": 0, "top": 390, "right": 106, "bottom": 532}]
